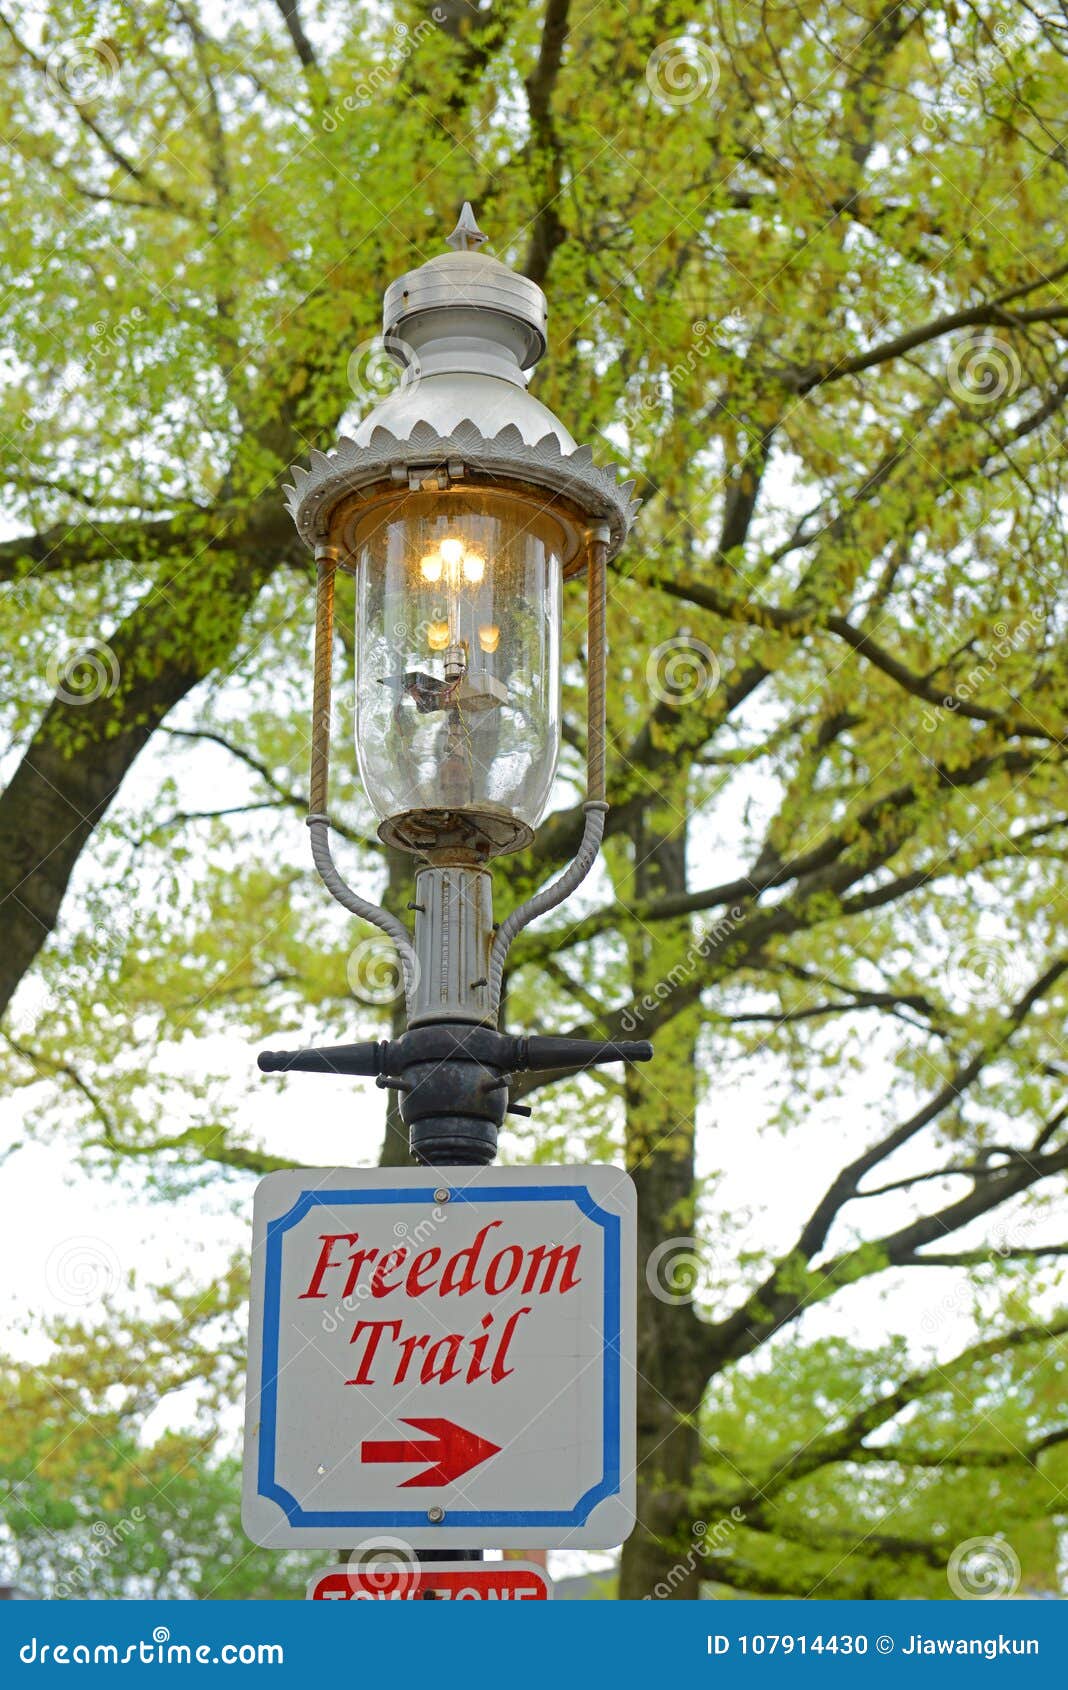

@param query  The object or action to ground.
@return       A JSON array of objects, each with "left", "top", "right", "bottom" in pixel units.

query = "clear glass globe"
[{"left": 352, "top": 488, "right": 563, "bottom": 855}]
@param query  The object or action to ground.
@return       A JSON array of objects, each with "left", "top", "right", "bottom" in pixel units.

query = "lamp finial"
[{"left": 446, "top": 201, "right": 488, "bottom": 252}]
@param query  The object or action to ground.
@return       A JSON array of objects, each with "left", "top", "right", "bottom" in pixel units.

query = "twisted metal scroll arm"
[
  {"left": 307, "top": 546, "right": 418, "bottom": 1002},
  {"left": 488, "top": 529, "right": 610, "bottom": 1012}
]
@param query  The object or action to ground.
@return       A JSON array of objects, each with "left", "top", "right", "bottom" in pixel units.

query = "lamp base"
[{"left": 378, "top": 805, "right": 534, "bottom": 861}]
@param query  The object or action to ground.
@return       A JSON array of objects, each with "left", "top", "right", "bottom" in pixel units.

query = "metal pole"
[
  {"left": 263, "top": 533, "right": 647, "bottom": 1582},
  {"left": 415, "top": 1061, "right": 484, "bottom": 1568}
]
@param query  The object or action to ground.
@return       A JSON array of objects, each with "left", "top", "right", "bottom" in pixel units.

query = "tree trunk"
[
  {"left": 0, "top": 513, "right": 290, "bottom": 1022},
  {"left": 617, "top": 798, "right": 709, "bottom": 1599}
]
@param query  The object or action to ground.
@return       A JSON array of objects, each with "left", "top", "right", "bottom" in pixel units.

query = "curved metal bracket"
[
  {"left": 307, "top": 547, "right": 417, "bottom": 1007},
  {"left": 307, "top": 816, "right": 418, "bottom": 1003},
  {"left": 488, "top": 800, "right": 606, "bottom": 1011}
]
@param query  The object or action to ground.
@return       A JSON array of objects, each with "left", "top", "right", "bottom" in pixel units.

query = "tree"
[
  {"left": 2, "top": 0, "right": 1067, "bottom": 1600},
  {"left": 0, "top": 1275, "right": 315, "bottom": 1598}
]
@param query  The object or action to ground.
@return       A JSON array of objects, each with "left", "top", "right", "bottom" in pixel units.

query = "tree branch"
[
  {"left": 790, "top": 301, "right": 1068, "bottom": 396},
  {"left": 734, "top": 1310, "right": 1068, "bottom": 1504},
  {"left": 701, "top": 956, "right": 1068, "bottom": 1368},
  {"left": 161, "top": 726, "right": 371, "bottom": 847}
]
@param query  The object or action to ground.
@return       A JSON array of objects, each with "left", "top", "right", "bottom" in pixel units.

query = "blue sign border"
[{"left": 256, "top": 1183, "right": 622, "bottom": 1528}]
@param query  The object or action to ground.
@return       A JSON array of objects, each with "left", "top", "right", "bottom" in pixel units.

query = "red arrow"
[{"left": 361, "top": 1417, "right": 501, "bottom": 1487}]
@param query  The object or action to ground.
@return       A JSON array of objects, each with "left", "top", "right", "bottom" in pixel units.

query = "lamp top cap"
[
  {"left": 382, "top": 202, "right": 548, "bottom": 371},
  {"left": 446, "top": 201, "right": 488, "bottom": 252}
]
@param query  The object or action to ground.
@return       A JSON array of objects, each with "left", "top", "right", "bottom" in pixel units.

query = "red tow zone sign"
[{"left": 308, "top": 1561, "right": 551, "bottom": 1601}]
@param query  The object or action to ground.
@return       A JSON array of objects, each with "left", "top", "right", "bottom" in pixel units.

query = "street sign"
[
  {"left": 242, "top": 1164, "right": 635, "bottom": 1549},
  {"left": 308, "top": 1561, "right": 552, "bottom": 1601}
]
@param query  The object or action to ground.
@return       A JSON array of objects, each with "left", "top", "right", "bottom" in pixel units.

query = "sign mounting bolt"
[
  {"left": 434, "top": 1187, "right": 450, "bottom": 1203},
  {"left": 427, "top": 1505, "right": 446, "bottom": 1524}
]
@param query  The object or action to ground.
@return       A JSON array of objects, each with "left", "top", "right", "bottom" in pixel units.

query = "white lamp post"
[{"left": 260, "top": 205, "right": 651, "bottom": 1161}]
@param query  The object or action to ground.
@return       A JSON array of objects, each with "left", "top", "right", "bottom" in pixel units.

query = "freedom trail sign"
[{"left": 242, "top": 1165, "right": 636, "bottom": 1549}]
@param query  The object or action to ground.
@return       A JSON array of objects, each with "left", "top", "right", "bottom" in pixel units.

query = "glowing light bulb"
[
  {"left": 419, "top": 552, "right": 442, "bottom": 583},
  {"left": 427, "top": 621, "right": 450, "bottom": 651},
  {"left": 439, "top": 537, "right": 464, "bottom": 567},
  {"left": 478, "top": 623, "right": 500, "bottom": 654},
  {"left": 462, "top": 550, "right": 486, "bottom": 584}
]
